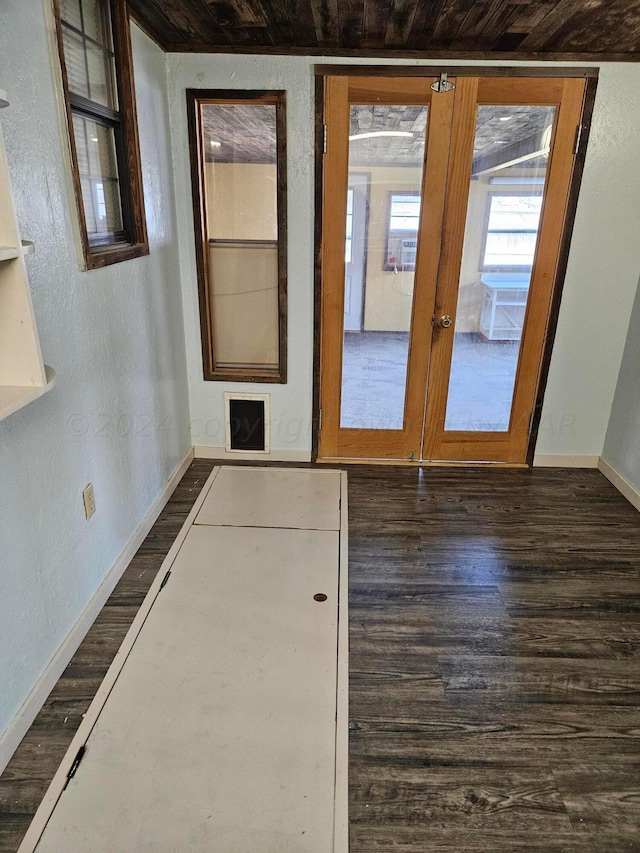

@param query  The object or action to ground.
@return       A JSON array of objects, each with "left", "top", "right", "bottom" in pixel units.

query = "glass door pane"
[
  {"left": 340, "top": 105, "right": 428, "bottom": 430},
  {"left": 444, "top": 105, "right": 556, "bottom": 432}
]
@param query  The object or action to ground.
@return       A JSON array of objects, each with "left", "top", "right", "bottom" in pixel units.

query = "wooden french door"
[{"left": 318, "top": 73, "right": 587, "bottom": 463}]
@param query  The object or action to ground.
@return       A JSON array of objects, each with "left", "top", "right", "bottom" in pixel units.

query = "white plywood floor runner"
[{"left": 19, "top": 467, "right": 348, "bottom": 853}]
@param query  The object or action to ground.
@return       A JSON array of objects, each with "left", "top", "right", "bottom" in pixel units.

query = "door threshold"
[{"left": 316, "top": 456, "right": 528, "bottom": 468}]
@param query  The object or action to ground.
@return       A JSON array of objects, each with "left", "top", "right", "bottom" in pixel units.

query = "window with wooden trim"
[
  {"left": 54, "top": 0, "right": 148, "bottom": 268},
  {"left": 187, "top": 90, "right": 287, "bottom": 383},
  {"left": 384, "top": 191, "right": 420, "bottom": 272}
]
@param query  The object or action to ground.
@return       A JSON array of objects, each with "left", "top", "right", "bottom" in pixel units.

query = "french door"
[{"left": 318, "top": 73, "right": 587, "bottom": 463}]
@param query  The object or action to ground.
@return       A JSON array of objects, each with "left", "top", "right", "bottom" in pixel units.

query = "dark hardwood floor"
[
  {"left": 348, "top": 466, "right": 640, "bottom": 852},
  {"left": 2, "top": 462, "right": 640, "bottom": 850}
]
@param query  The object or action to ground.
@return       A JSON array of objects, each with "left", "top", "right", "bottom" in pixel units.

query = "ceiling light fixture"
[
  {"left": 210, "top": 140, "right": 221, "bottom": 148},
  {"left": 348, "top": 131, "right": 414, "bottom": 141},
  {"left": 499, "top": 116, "right": 512, "bottom": 121}
]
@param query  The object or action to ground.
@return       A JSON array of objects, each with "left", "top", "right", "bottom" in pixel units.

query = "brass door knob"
[{"left": 439, "top": 314, "right": 453, "bottom": 329}]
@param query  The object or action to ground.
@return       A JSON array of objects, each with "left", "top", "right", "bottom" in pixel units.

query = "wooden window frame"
[
  {"left": 186, "top": 89, "right": 288, "bottom": 384},
  {"left": 479, "top": 189, "right": 543, "bottom": 273},
  {"left": 53, "top": 0, "right": 148, "bottom": 270},
  {"left": 383, "top": 190, "right": 421, "bottom": 272}
]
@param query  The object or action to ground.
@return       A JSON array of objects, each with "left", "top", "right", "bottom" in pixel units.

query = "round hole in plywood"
[{"left": 313, "top": 593, "right": 328, "bottom": 602}]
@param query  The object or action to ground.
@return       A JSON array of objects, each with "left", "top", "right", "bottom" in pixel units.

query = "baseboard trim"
[
  {"left": 598, "top": 457, "right": 640, "bottom": 513},
  {"left": 194, "top": 445, "right": 311, "bottom": 463},
  {"left": 533, "top": 454, "right": 600, "bottom": 468},
  {"left": 0, "top": 447, "right": 195, "bottom": 775}
]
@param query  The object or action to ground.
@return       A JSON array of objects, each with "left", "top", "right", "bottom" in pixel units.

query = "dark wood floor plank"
[
  {"left": 552, "top": 762, "right": 640, "bottom": 831},
  {"left": 350, "top": 702, "right": 640, "bottom": 763},
  {"left": 349, "top": 761, "right": 572, "bottom": 831},
  {"left": 349, "top": 825, "right": 640, "bottom": 852},
  {"left": 438, "top": 654, "right": 640, "bottom": 705},
  {"left": 352, "top": 612, "right": 640, "bottom": 660}
]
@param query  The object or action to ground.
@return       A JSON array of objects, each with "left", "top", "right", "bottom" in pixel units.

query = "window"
[
  {"left": 384, "top": 192, "right": 420, "bottom": 271},
  {"left": 187, "top": 91, "right": 287, "bottom": 383},
  {"left": 481, "top": 192, "right": 543, "bottom": 271},
  {"left": 345, "top": 189, "right": 354, "bottom": 263},
  {"left": 54, "top": 0, "right": 148, "bottom": 268}
]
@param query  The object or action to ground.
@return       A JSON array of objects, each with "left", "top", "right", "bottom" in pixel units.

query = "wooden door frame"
[
  {"left": 312, "top": 67, "right": 598, "bottom": 465},
  {"left": 317, "top": 75, "right": 456, "bottom": 461}
]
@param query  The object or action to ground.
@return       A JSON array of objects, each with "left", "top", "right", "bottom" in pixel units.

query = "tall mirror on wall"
[{"left": 187, "top": 91, "right": 287, "bottom": 383}]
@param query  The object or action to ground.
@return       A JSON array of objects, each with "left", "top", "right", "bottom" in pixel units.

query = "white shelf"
[
  {"left": 0, "top": 365, "right": 56, "bottom": 421},
  {"left": 0, "top": 245, "right": 19, "bottom": 261},
  {"left": 0, "top": 92, "right": 54, "bottom": 421}
]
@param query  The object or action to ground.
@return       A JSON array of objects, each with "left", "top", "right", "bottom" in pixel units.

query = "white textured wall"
[
  {"left": 0, "top": 4, "right": 190, "bottom": 740},
  {"left": 536, "top": 66, "right": 640, "bottom": 458},
  {"left": 602, "top": 276, "right": 640, "bottom": 491},
  {"left": 168, "top": 55, "right": 316, "bottom": 458},
  {"left": 167, "top": 55, "right": 640, "bottom": 461}
]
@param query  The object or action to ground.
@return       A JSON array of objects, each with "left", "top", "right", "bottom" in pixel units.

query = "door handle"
[{"left": 438, "top": 314, "right": 453, "bottom": 329}]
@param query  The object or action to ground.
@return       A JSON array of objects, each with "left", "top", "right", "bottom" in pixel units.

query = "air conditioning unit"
[{"left": 400, "top": 239, "right": 417, "bottom": 268}]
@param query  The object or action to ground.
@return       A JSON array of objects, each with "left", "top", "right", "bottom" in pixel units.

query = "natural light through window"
[{"left": 482, "top": 193, "right": 542, "bottom": 270}]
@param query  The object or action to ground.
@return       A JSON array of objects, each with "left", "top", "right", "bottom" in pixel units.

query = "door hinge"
[
  {"left": 319, "top": 408, "right": 323, "bottom": 429},
  {"left": 323, "top": 124, "right": 327, "bottom": 154},
  {"left": 529, "top": 411, "right": 536, "bottom": 434},
  {"left": 574, "top": 123, "right": 583, "bottom": 155},
  {"left": 431, "top": 73, "right": 455, "bottom": 93},
  {"left": 160, "top": 569, "right": 171, "bottom": 590},
  {"left": 64, "top": 745, "right": 86, "bottom": 789}
]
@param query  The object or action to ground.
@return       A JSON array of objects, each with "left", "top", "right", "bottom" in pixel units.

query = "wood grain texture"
[
  {"left": 2, "top": 463, "right": 640, "bottom": 851},
  {"left": 186, "top": 90, "right": 287, "bottom": 384},
  {"left": 126, "top": 0, "right": 640, "bottom": 58},
  {"left": 347, "top": 464, "right": 640, "bottom": 851}
]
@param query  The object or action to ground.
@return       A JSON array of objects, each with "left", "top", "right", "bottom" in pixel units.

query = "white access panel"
[
  {"left": 195, "top": 466, "right": 341, "bottom": 530},
  {"left": 32, "top": 523, "right": 340, "bottom": 853}
]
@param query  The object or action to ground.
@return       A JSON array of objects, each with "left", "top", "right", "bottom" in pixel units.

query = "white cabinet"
[
  {"left": 0, "top": 88, "right": 55, "bottom": 420},
  {"left": 479, "top": 272, "right": 530, "bottom": 341}
]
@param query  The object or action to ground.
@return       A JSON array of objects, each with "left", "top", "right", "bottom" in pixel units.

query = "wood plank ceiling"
[{"left": 127, "top": 0, "right": 640, "bottom": 58}]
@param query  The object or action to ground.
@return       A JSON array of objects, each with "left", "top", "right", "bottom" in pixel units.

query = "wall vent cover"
[{"left": 225, "top": 393, "right": 270, "bottom": 453}]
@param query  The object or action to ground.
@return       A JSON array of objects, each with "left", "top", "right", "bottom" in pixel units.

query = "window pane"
[
  {"left": 345, "top": 189, "right": 353, "bottom": 263},
  {"left": 60, "top": 0, "right": 117, "bottom": 109},
  {"left": 86, "top": 41, "right": 117, "bottom": 108},
  {"left": 81, "top": 0, "right": 108, "bottom": 45},
  {"left": 443, "top": 104, "right": 555, "bottom": 432},
  {"left": 484, "top": 231, "right": 538, "bottom": 268},
  {"left": 341, "top": 104, "right": 428, "bottom": 429},
  {"left": 487, "top": 194, "right": 542, "bottom": 231},
  {"left": 60, "top": 0, "right": 83, "bottom": 31},
  {"left": 389, "top": 195, "right": 420, "bottom": 232},
  {"left": 62, "top": 26, "right": 89, "bottom": 98},
  {"left": 73, "top": 114, "right": 123, "bottom": 238},
  {"left": 201, "top": 101, "right": 281, "bottom": 372}
]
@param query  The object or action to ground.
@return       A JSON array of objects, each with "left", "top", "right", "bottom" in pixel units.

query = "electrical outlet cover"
[{"left": 83, "top": 484, "right": 95, "bottom": 520}]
